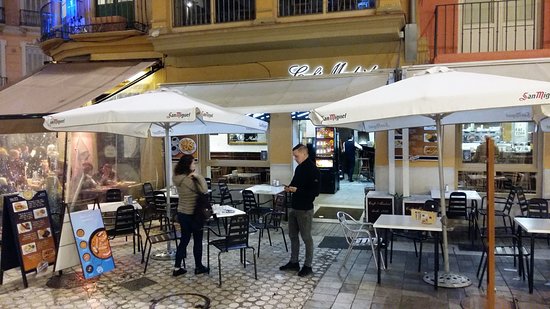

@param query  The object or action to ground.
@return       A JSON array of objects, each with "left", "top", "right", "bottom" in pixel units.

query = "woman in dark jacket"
[{"left": 172, "top": 155, "right": 209, "bottom": 276}]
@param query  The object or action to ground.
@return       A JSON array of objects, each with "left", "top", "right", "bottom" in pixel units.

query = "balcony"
[
  {"left": 20, "top": 9, "right": 41, "bottom": 27},
  {"left": 173, "top": 0, "right": 376, "bottom": 27},
  {"left": 0, "top": 7, "right": 5, "bottom": 24},
  {"left": 434, "top": 0, "right": 540, "bottom": 58},
  {"left": 40, "top": 0, "right": 148, "bottom": 42}
]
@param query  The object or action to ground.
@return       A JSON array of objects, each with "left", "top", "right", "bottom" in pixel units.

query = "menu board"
[
  {"left": 69, "top": 209, "right": 115, "bottom": 279},
  {"left": 1, "top": 190, "right": 57, "bottom": 288},
  {"left": 395, "top": 127, "right": 439, "bottom": 160},
  {"left": 366, "top": 197, "right": 393, "bottom": 223}
]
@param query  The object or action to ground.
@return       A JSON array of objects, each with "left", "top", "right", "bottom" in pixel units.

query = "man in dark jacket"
[{"left": 280, "top": 144, "right": 320, "bottom": 276}]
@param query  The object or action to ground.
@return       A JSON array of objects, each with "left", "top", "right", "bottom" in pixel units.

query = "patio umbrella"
[
  {"left": 310, "top": 66, "right": 550, "bottom": 286},
  {"left": 43, "top": 89, "right": 268, "bottom": 253}
]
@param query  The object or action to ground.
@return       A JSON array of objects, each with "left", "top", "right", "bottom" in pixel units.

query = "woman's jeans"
[{"left": 174, "top": 212, "right": 204, "bottom": 268}]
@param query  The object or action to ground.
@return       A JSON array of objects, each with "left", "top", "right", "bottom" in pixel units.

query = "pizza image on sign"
[{"left": 179, "top": 137, "right": 197, "bottom": 154}]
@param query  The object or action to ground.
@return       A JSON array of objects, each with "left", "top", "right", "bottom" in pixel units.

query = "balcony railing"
[
  {"left": 279, "top": 0, "right": 375, "bottom": 17},
  {"left": 173, "top": 0, "right": 375, "bottom": 27},
  {"left": 0, "top": 7, "right": 5, "bottom": 24},
  {"left": 40, "top": 0, "right": 149, "bottom": 42},
  {"left": 434, "top": 0, "right": 539, "bottom": 57},
  {"left": 20, "top": 9, "right": 41, "bottom": 27}
]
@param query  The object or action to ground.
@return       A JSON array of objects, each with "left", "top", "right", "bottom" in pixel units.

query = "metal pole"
[
  {"left": 487, "top": 137, "right": 495, "bottom": 308},
  {"left": 435, "top": 116, "right": 450, "bottom": 273},
  {"left": 164, "top": 124, "right": 172, "bottom": 252}
]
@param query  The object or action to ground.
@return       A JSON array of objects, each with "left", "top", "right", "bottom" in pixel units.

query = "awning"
[
  {"left": 163, "top": 69, "right": 392, "bottom": 114},
  {"left": 0, "top": 60, "right": 156, "bottom": 117}
]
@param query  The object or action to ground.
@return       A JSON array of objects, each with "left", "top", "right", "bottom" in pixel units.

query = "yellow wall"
[{"left": 269, "top": 114, "right": 293, "bottom": 165}]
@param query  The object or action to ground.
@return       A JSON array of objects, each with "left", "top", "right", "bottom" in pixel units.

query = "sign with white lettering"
[{"left": 288, "top": 62, "right": 379, "bottom": 77}]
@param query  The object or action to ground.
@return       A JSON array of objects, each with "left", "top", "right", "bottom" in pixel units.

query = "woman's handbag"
[{"left": 193, "top": 179, "right": 213, "bottom": 222}]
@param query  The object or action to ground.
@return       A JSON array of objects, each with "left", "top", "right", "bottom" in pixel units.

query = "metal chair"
[
  {"left": 337, "top": 211, "right": 385, "bottom": 270},
  {"left": 212, "top": 178, "right": 243, "bottom": 208},
  {"left": 207, "top": 214, "right": 257, "bottom": 286},
  {"left": 447, "top": 191, "right": 468, "bottom": 219},
  {"left": 241, "top": 189, "right": 271, "bottom": 222},
  {"left": 140, "top": 208, "right": 180, "bottom": 274},
  {"left": 250, "top": 193, "right": 288, "bottom": 257},
  {"left": 527, "top": 198, "right": 550, "bottom": 245},
  {"left": 105, "top": 188, "right": 122, "bottom": 202},
  {"left": 478, "top": 188, "right": 515, "bottom": 233},
  {"left": 106, "top": 205, "right": 142, "bottom": 254}
]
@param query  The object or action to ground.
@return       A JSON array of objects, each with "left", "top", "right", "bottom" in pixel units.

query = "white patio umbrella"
[
  {"left": 44, "top": 89, "right": 268, "bottom": 254},
  {"left": 310, "top": 66, "right": 550, "bottom": 287}
]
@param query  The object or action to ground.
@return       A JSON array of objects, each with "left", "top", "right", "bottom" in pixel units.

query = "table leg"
[
  {"left": 530, "top": 233, "right": 535, "bottom": 293},
  {"left": 377, "top": 228, "right": 384, "bottom": 284},
  {"left": 434, "top": 231, "right": 439, "bottom": 290}
]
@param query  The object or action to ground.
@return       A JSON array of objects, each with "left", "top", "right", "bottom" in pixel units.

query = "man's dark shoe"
[
  {"left": 298, "top": 266, "right": 313, "bottom": 277},
  {"left": 195, "top": 266, "right": 210, "bottom": 275},
  {"left": 172, "top": 268, "right": 187, "bottom": 277},
  {"left": 279, "top": 262, "right": 300, "bottom": 271}
]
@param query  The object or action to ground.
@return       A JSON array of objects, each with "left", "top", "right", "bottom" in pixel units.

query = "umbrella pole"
[{"left": 423, "top": 116, "right": 471, "bottom": 288}]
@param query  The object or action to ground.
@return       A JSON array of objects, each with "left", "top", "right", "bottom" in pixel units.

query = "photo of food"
[
  {"left": 37, "top": 228, "right": 52, "bottom": 239},
  {"left": 80, "top": 241, "right": 87, "bottom": 249},
  {"left": 12, "top": 201, "right": 29, "bottom": 213},
  {"left": 17, "top": 221, "right": 33, "bottom": 234},
  {"left": 33, "top": 207, "right": 48, "bottom": 219},
  {"left": 89, "top": 228, "right": 112, "bottom": 259},
  {"left": 42, "top": 248, "right": 55, "bottom": 260},
  {"left": 82, "top": 253, "right": 91, "bottom": 262},
  {"left": 21, "top": 242, "right": 37, "bottom": 255},
  {"left": 76, "top": 229, "right": 85, "bottom": 237},
  {"left": 424, "top": 133, "right": 438, "bottom": 143},
  {"left": 424, "top": 145, "right": 439, "bottom": 156},
  {"left": 179, "top": 137, "right": 197, "bottom": 155}
]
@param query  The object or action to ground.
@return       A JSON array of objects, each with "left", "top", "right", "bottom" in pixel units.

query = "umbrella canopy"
[
  {"left": 310, "top": 66, "right": 550, "bottom": 277},
  {"left": 44, "top": 89, "right": 268, "bottom": 137},
  {"left": 43, "top": 89, "right": 269, "bottom": 255}
]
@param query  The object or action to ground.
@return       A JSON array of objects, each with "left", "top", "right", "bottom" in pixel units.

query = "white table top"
[
  {"left": 403, "top": 195, "right": 432, "bottom": 203},
  {"left": 88, "top": 201, "right": 142, "bottom": 213},
  {"left": 212, "top": 204, "right": 246, "bottom": 218},
  {"left": 366, "top": 191, "right": 394, "bottom": 198},
  {"left": 514, "top": 217, "right": 550, "bottom": 234},
  {"left": 373, "top": 214, "right": 442, "bottom": 232},
  {"left": 430, "top": 189, "right": 482, "bottom": 201},
  {"left": 224, "top": 173, "right": 260, "bottom": 178},
  {"left": 245, "top": 185, "right": 285, "bottom": 195}
]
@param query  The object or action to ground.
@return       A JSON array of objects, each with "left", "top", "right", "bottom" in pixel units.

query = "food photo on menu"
[
  {"left": 33, "top": 207, "right": 48, "bottom": 219},
  {"left": 37, "top": 228, "right": 52, "bottom": 239},
  {"left": 12, "top": 200, "right": 29, "bottom": 213},
  {"left": 21, "top": 242, "right": 37, "bottom": 255},
  {"left": 17, "top": 221, "right": 33, "bottom": 233}
]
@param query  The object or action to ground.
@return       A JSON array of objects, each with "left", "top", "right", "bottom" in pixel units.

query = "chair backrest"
[
  {"left": 423, "top": 199, "right": 440, "bottom": 213},
  {"left": 105, "top": 188, "right": 122, "bottom": 202},
  {"left": 218, "top": 178, "right": 234, "bottom": 205},
  {"left": 527, "top": 198, "right": 549, "bottom": 218},
  {"left": 143, "top": 182, "right": 154, "bottom": 196},
  {"left": 502, "top": 188, "right": 516, "bottom": 214},
  {"left": 514, "top": 186, "right": 529, "bottom": 216},
  {"left": 205, "top": 177, "right": 212, "bottom": 190},
  {"left": 224, "top": 214, "right": 250, "bottom": 250},
  {"left": 273, "top": 193, "right": 286, "bottom": 213},
  {"left": 447, "top": 192, "right": 467, "bottom": 218},
  {"left": 337, "top": 211, "right": 366, "bottom": 246},
  {"left": 113, "top": 205, "right": 138, "bottom": 235},
  {"left": 241, "top": 189, "right": 257, "bottom": 212}
]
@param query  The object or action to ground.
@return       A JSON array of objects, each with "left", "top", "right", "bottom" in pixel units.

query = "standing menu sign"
[
  {"left": 365, "top": 191, "right": 394, "bottom": 223},
  {"left": 1, "top": 191, "right": 57, "bottom": 288},
  {"left": 69, "top": 208, "right": 115, "bottom": 279}
]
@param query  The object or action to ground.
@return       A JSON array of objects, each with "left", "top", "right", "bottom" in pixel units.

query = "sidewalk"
[{"left": 0, "top": 219, "right": 549, "bottom": 308}]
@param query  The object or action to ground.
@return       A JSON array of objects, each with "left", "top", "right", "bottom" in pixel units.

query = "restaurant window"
[
  {"left": 67, "top": 132, "right": 143, "bottom": 203},
  {"left": 458, "top": 121, "right": 536, "bottom": 194},
  {"left": 209, "top": 133, "right": 268, "bottom": 184}
]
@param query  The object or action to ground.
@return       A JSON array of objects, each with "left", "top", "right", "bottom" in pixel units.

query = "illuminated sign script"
[{"left": 288, "top": 62, "right": 379, "bottom": 77}]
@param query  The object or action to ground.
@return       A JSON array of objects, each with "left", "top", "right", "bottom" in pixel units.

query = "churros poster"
[{"left": 70, "top": 209, "right": 115, "bottom": 279}]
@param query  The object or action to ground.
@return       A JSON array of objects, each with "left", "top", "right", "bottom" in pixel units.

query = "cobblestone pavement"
[{"left": 1, "top": 219, "right": 550, "bottom": 308}]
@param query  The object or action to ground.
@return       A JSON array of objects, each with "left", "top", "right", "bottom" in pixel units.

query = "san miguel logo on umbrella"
[
  {"left": 166, "top": 112, "right": 192, "bottom": 119},
  {"left": 201, "top": 111, "right": 214, "bottom": 119},
  {"left": 323, "top": 113, "right": 347, "bottom": 122},
  {"left": 48, "top": 117, "right": 65, "bottom": 126},
  {"left": 519, "top": 91, "right": 550, "bottom": 101}
]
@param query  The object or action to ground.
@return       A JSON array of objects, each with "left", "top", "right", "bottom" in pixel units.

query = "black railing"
[
  {"left": 173, "top": 0, "right": 255, "bottom": 27},
  {"left": 0, "top": 7, "right": 5, "bottom": 24},
  {"left": 20, "top": 9, "right": 41, "bottom": 27},
  {"left": 434, "top": 0, "right": 538, "bottom": 57},
  {"left": 279, "top": 0, "right": 374, "bottom": 17},
  {"left": 40, "top": 0, "right": 149, "bottom": 42}
]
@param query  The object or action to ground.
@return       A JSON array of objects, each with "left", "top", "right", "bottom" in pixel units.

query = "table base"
[
  {"left": 151, "top": 249, "right": 176, "bottom": 261},
  {"left": 423, "top": 272, "right": 472, "bottom": 288}
]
